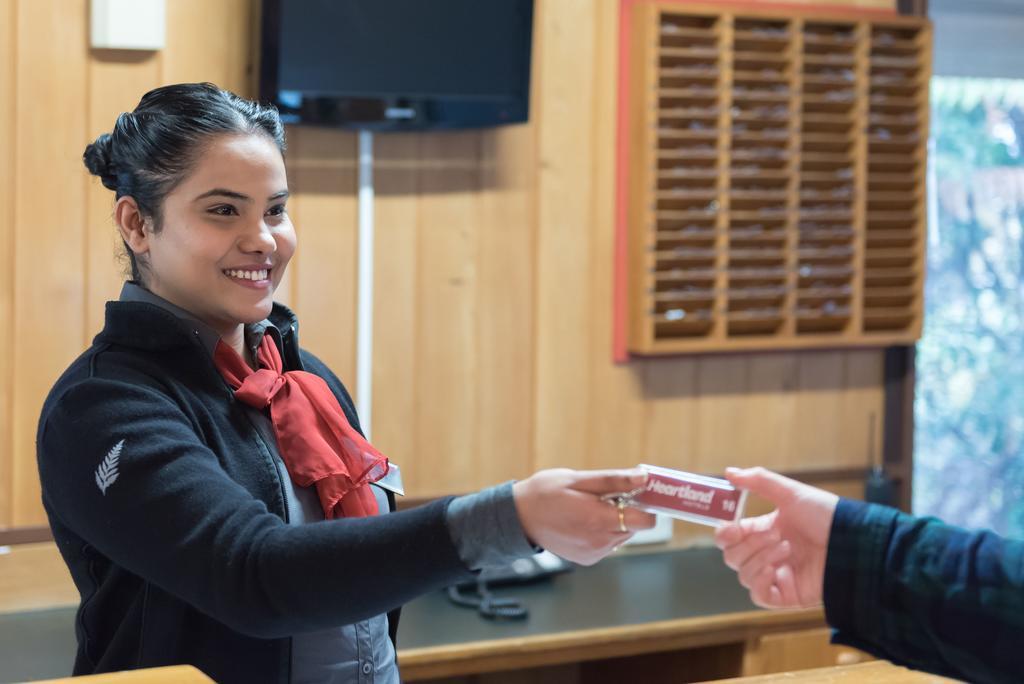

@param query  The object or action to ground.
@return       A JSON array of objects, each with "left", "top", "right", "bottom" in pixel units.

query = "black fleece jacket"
[{"left": 37, "top": 300, "right": 473, "bottom": 683}]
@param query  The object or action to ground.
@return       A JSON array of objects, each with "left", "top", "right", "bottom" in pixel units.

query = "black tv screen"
[{"left": 259, "top": 0, "right": 535, "bottom": 131}]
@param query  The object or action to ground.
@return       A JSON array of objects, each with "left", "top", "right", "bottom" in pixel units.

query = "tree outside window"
[{"left": 915, "top": 77, "right": 1024, "bottom": 536}]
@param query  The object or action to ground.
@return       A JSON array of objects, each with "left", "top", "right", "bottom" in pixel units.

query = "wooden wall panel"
[
  {"left": 286, "top": 127, "right": 359, "bottom": 385},
  {"left": 474, "top": 126, "right": 536, "bottom": 486},
  {"left": 643, "top": 359, "right": 700, "bottom": 466},
  {"left": 0, "top": 0, "right": 14, "bottom": 527},
  {"left": 82, "top": 0, "right": 252, "bottom": 340},
  {"left": 781, "top": 0, "right": 893, "bottom": 7},
  {"left": 85, "top": 52, "right": 163, "bottom": 338},
  {"left": 793, "top": 354, "right": 848, "bottom": 468},
  {"left": 11, "top": 0, "right": 89, "bottom": 526},
  {"left": 694, "top": 359, "right": 751, "bottom": 472},
  {"left": 1, "top": 0, "right": 898, "bottom": 531},
  {"left": 635, "top": 352, "right": 884, "bottom": 476},
  {"left": 0, "top": 542, "right": 78, "bottom": 613},
  {"left": 371, "top": 135, "right": 420, "bottom": 460},
  {"left": 586, "top": 0, "right": 652, "bottom": 473},
  {"left": 412, "top": 133, "right": 482, "bottom": 493},
  {"left": 162, "top": 0, "right": 253, "bottom": 95},
  {"left": 2, "top": 0, "right": 262, "bottom": 528},
  {"left": 839, "top": 350, "right": 885, "bottom": 466},
  {"left": 740, "top": 356, "right": 800, "bottom": 466},
  {"left": 533, "top": 0, "right": 598, "bottom": 473}
]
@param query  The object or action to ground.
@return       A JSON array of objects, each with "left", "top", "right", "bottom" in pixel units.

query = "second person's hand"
[
  {"left": 512, "top": 468, "right": 656, "bottom": 566},
  {"left": 714, "top": 467, "right": 839, "bottom": 609}
]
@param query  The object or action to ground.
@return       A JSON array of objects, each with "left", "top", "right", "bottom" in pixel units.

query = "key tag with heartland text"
[{"left": 603, "top": 464, "right": 747, "bottom": 527}]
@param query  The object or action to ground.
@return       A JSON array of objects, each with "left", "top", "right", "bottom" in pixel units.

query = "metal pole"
[{"left": 356, "top": 130, "right": 374, "bottom": 439}]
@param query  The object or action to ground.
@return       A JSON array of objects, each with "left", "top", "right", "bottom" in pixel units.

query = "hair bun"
[{"left": 83, "top": 133, "right": 118, "bottom": 191}]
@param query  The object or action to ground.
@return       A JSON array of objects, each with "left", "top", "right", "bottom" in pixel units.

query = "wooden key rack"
[{"left": 624, "top": 3, "right": 931, "bottom": 355}]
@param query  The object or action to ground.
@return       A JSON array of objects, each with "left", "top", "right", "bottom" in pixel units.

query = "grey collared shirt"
[{"left": 118, "top": 283, "right": 536, "bottom": 683}]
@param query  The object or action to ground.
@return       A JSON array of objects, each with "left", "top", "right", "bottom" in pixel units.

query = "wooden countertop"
[
  {"left": 29, "top": 665, "right": 213, "bottom": 683},
  {"left": 397, "top": 546, "right": 826, "bottom": 680},
  {"left": 1, "top": 543, "right": 832, "bottom": 682},
  {"left": 705, "top": 660, "right": 960, "bottom": 682}
]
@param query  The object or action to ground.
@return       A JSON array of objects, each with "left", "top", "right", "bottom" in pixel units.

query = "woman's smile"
[{"left": 222, "top": 266, "right": 273, "bottom": 288}]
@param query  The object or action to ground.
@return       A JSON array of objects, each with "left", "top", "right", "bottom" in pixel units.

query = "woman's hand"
[
  {"left": 714, "top": 467, "right": 839, "bottom": 609},
  {"left": 512, "top": 468, "right": 656, "bottom": 565}
]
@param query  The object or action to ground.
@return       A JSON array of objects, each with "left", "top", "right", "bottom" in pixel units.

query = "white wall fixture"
[
  {"left": 90, "top": 0, "right": 166, "bottom": 51},
  {"left": 356, "top": 131, "right": 375, "bottom": 439}
]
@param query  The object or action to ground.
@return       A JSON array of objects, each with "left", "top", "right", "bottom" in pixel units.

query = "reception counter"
[
  {"left": 707, "top": 660, "right": 959, "bottom": 683},
  {"left": 29, "top": 665, "right": 212, "bottom": 683},
  {"left": 397, "top": 546, "right": 862, "bottom": 682},
  {"left": 2, "top": 545, "right": 865, "bottom": 683}
]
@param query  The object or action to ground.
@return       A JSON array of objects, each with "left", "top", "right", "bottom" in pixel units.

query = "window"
[{"left": 914, "top": 77, "right": 1024, "bottom": 535}]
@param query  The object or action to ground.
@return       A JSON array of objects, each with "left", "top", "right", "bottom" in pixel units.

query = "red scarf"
[{"left": 214, "top": 335, "right": 388, "bottom": 518}]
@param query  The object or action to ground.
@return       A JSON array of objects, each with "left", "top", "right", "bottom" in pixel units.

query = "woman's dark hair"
[{"left": 83, "top": 82, "right": 286, "bottom": 281}]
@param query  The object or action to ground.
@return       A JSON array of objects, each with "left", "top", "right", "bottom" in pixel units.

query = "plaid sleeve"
[{"left": 824, "top": 498, "right": 1024, "bottom": 684}]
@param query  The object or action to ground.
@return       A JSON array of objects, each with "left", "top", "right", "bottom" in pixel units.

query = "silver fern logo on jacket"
[{"left": 95, "top": 439, "right": 124, "bottom": 494}]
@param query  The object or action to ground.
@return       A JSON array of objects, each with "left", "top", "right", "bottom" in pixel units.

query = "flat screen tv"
[{"left": 259, "top": 0, "right": 535, "bottom": 131}]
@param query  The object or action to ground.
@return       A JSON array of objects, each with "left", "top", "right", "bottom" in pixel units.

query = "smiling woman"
[
  {"left": 83, "top": 84, "right": 295, "bottom": 362},
  {"left": 37, "top": 83, "right": 655, "bottom": 684},
  {"left": 116, "top": 134, "right": 294, "bottom": 361}
]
